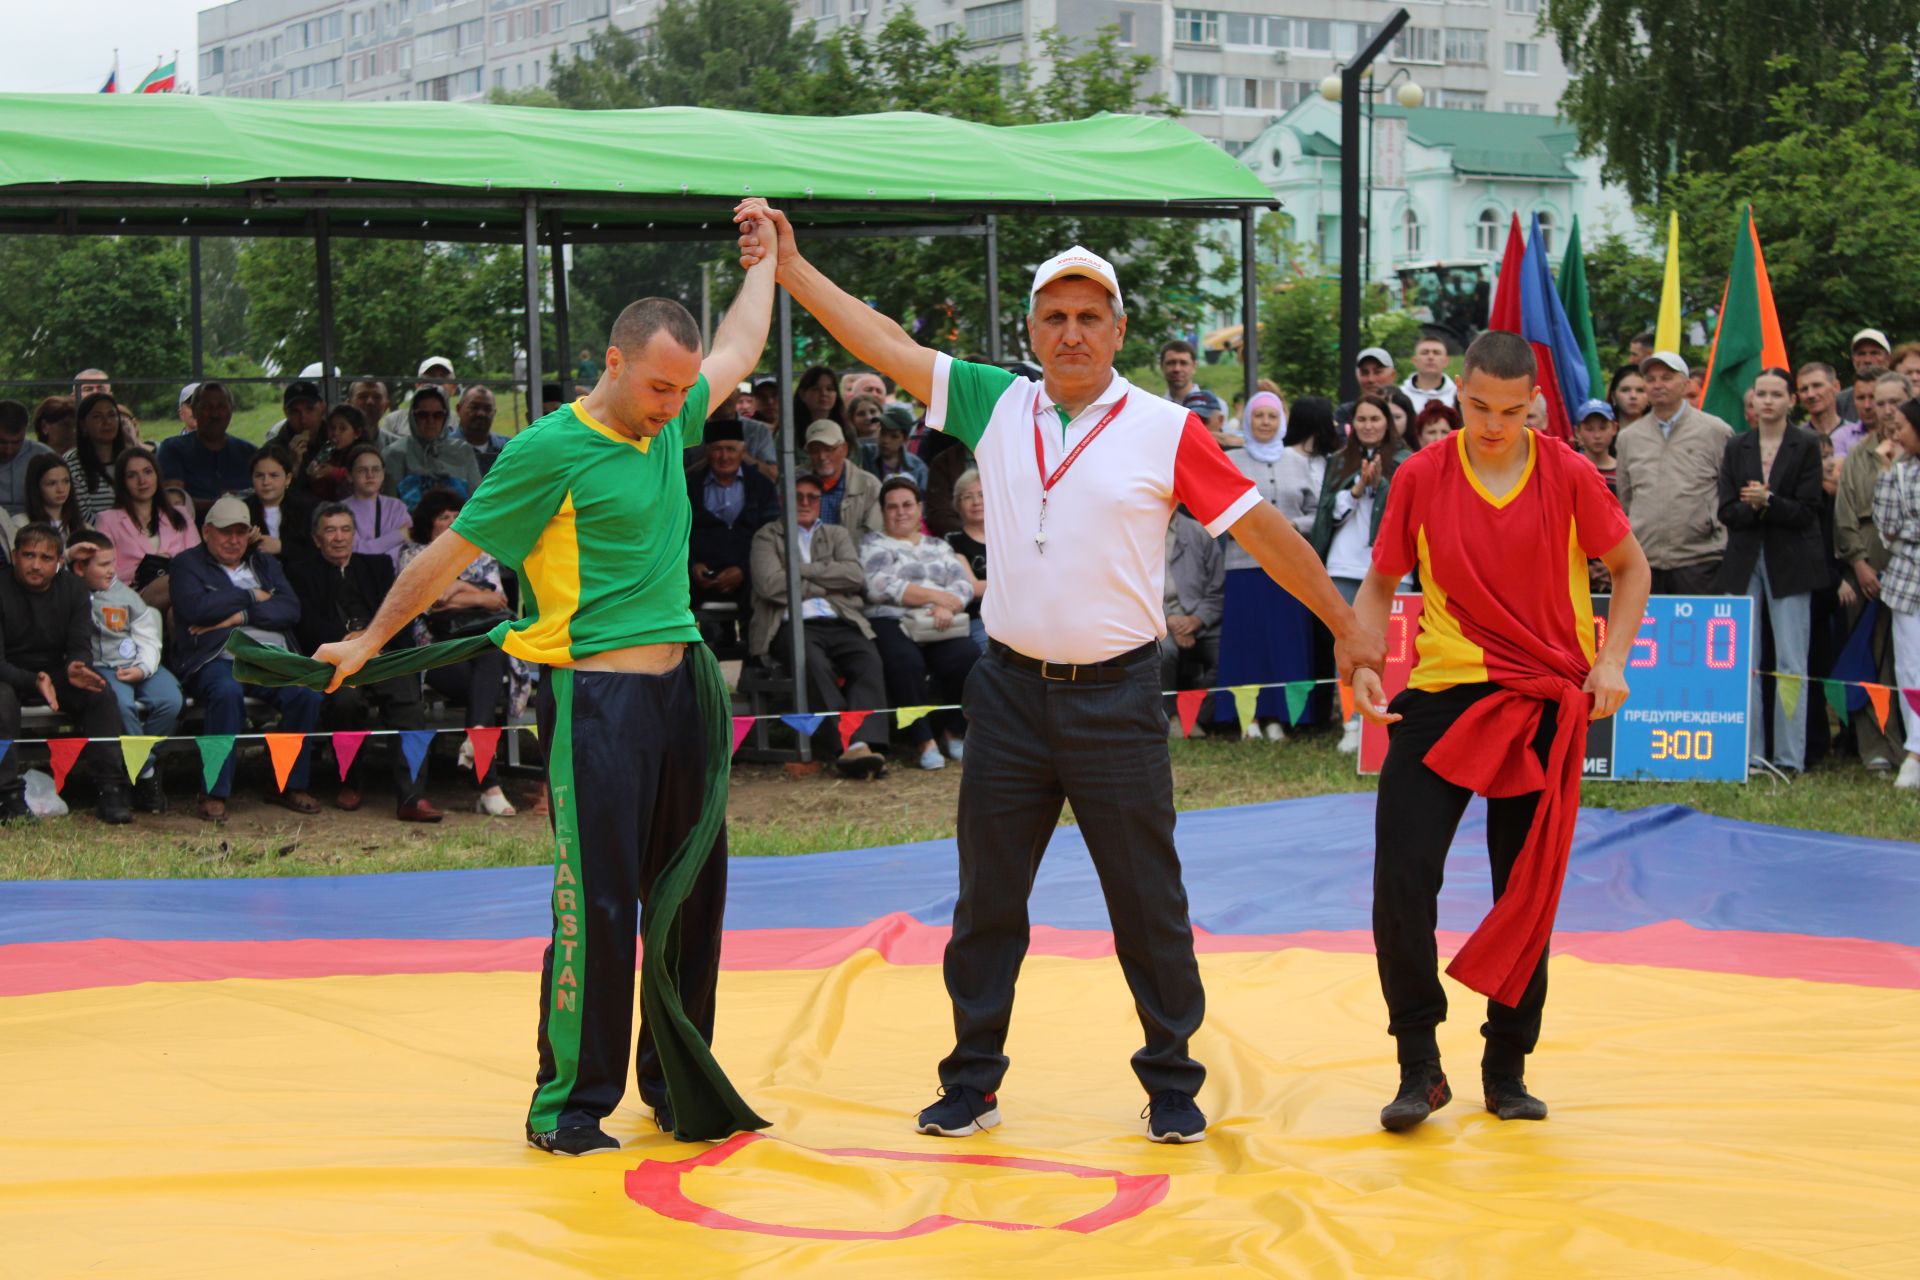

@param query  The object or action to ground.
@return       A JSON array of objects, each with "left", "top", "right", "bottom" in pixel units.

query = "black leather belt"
[{"left": 988, "top": 639, "right": 1156, "bottom": 684}]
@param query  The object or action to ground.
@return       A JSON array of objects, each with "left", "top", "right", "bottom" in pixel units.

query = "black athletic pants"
[
  {"left": 940, "top": 644, "right": 1206, "bottom": 1098},
  {"left": 1374, "top": 683, "right": 1572, "bottom": 1077},
  {"left": 525, "top": 662, "right": 728, "bottom": 1133}
]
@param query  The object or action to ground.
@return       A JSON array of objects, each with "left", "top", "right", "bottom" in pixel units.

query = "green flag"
[
  {"left": 1700, "top": 204, "right": 1768, "bottom": 430},
  {"left": 195, "top": 735, "right": 235, "bottom": 793},
  {"left": 1558, "top": 215, "right": 1604, "bottom": 400}
]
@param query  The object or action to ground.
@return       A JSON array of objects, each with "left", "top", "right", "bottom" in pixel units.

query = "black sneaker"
[
  {"left": 1380, "top": 1059, "right": 1452, "bottom": 1132},
  {"left": 1483, "top": 1073, "right": 1549, "bottom": 1122},
  {"left": 1142, "top": 1090, "right": 1208, "bottom": 1143},
  {"left": 135, "top": 772, "right": 167, "bottom": 814},
  {"left": 0, "top": 789, "right": 32, "bottom": 823},
  {"left": 525, "top": 1123, "right": 620, "bottom": 1156},
  {"left": 96, "top": 787, "right": 133, "bottom": 826},
  {"left": 915, "top": 1084, "right": 1001, "bottom": 1137}
]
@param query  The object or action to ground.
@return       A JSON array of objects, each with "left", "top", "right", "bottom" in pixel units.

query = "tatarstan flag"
[
  {"left": 1699, "top": 204, "right": 1789, "bottom": 431},
  {"left": 136, "top": 60, "right": 177, "bottom": 94},
  {"left": 1558, "top": 215, "right": 1605, "bottom": 398}
]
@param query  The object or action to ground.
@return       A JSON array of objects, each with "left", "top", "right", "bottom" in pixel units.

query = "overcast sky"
[{"left": 9, "top": 0, "right": 206, "bottom": 94}]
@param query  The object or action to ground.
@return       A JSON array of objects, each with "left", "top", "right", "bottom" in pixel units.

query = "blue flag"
[
  {"left": 399, "top": 730, "right": 436, "bottom": 782},
  {"left": 780, "top": 713, "right": 827, "bottom": 739},
  {"left": 1518, "top": 213, "right": 1591, "bottom": 439}
]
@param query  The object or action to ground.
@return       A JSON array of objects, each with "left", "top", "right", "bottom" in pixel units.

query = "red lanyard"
[{"left": 1031, "top": 394, "right": 1127, "bottom": 550}]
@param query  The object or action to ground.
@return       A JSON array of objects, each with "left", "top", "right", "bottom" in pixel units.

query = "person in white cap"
[
  {"left": 1613, "top": 351, "right": 1735, "bottom": 594},
  {"left": 1338, "top": 347, "right": 1399, "bottom": 427},
  {"left": 380, "top": 356, "right": 459, "bottom": 444},
  {"left": 1836, "top": 328, "right": 1891, "bottom": 422},
  {"left": 732, "top": 196, "right": 1386, "bottom": 1146}
]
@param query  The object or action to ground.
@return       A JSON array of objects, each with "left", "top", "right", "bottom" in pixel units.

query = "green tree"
[
  {"left": 1544, "top": 0, "right": 1920, "bottom": 204},
  {"left": 1664, "top": 50, "right": 1920, "bottom": 369}
]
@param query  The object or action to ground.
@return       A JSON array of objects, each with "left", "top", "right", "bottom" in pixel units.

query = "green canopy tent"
[{"left": 0, "top": 92, "right": 1276, "bottom": 752}]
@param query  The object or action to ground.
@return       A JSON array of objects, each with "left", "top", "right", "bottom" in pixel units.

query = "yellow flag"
[
  {"left": 1776, "top": 674, "right": 1803, "bottom": 720},
  {"left": 1231, "top": 685, "right": 1261, "bottom": 730},
  {"left": 1655, "top": 210, "right": 1682, "bottom": 354},
  {"left": 894, "top": 705, "right": 936, "bottom": 729},
  {"left": 119, "top": 735, "right": 162, "bottom": 784}
]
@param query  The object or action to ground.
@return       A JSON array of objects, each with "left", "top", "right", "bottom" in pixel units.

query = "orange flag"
[
  {"left": 265, "top": 733, "right": 306, "bottom": 792},
  {"left": 1863, "top": 684, "right": 1892, "bottom": 733},
  {"left": 1338, "top": 683, "right": 1356, "bottom": 723}
]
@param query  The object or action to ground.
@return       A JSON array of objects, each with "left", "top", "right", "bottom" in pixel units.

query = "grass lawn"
[{"left": 2, "top": 728, "right": 1910, "bottom": 882}]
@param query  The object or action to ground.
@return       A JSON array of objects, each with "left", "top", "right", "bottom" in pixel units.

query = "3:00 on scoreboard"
[{"left": 1358, "top": 594, "right": 1754, "bottom": 782}]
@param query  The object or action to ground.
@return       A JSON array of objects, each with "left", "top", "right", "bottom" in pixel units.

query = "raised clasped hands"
[{"left": 733, "top": 198, "right": 796, "bottom": 275}]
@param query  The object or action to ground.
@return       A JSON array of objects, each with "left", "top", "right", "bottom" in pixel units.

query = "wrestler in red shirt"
[{"left": 1349, "top": 330, "right": 1651, "bottom": 1132}]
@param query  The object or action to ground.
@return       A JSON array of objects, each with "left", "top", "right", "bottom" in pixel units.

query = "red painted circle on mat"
[{"left": 625, "top": 1132, "right": 1169, "bottom": 1239}]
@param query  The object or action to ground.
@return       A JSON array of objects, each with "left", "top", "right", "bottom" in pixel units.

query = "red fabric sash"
[{"left": 1422, "top": 676, "right": 1591, "bottom": 1006}]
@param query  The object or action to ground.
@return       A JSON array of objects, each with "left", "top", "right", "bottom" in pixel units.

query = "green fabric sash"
[{"left": 222, "top": 631, "right": 769, "bottom": 1140}]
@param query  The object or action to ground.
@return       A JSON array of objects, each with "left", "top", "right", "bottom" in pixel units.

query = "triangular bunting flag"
[
  {"left": 399, "top": 729, "right": 436, "bottom": 782},
  {"left": 196, "top": 735, "right": 235, "bottom": 792},
  {"left": 1174, "top": 689, "right": 1206, "bottom": 738},
  {"left": 467, "top": 727, "right": 503, "bottom": 782},
  {"left": 1283, "top": 680, "right": 1313, "bottom": 726},
  {"left": 780, "top": 713, "right": 827, "bottom": 739},
  {"left": 48, "top": 738, "right": 88, "bottom": 792},
  {"left": 1776, "top": 673, "right": 1802, "bottom": 720},
  {"left": 264, "top": 733, "right": 306, "bottom": 793},
  {"left": 0, "top": 741, "right": 11, "bottom": 770},
  {"left": 525, "top": 723, "right": 539, "bottom": 740},
  {"left": 730, "top": 716, "right": 754, "bottom": 755},
  {"left": 1905, "top": 688, "right": 1920, "bottom": 717},
  {"left": 1338, "top": 683, "right": 1356, "bottom": 723},
  {"left": 838, "top": 710, "right": 871, "bottom": 752},
  {"left": 119, "top": 735, "right": 162, "bottom": 785},
  {"left": 1231, "top": 685, "right": 1260, "bottom": 730},
  {"left": 895, "top": 705, "right": 935, "bottom": 730},
  {"left": 1821, "top": 678, "right": 1850, "bottom": 723},
  {"left": 1865, "top": 684, "right": 1892, "bottom": 732},
  {"left": 332, "top": 730, "right": 368, "bottom": 781}
]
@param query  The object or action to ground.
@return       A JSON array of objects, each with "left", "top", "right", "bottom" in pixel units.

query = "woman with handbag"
[
  {"left": 861, "top": 475, "right": 980, "bottom": 770},
  {"left": 94, "top": 446, "right": 200, "bottom": 611},
  {"left": 396, "top": 488, "right": 523, "bottom": 815}
]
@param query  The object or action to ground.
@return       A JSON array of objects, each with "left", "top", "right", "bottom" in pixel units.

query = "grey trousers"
[{"left": 940, "top": 645, "right": 1207, "bottom": 1097}]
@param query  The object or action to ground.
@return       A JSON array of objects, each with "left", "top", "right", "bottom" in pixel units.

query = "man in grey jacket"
[
  {"left": 1614, "top": 352, "right": 1735, "bottom": 594},
  {"left": 748, "top": 472, "right": 888, "bottom": 776},
  {"left": 1160, "top": 508, "right": 1225, "bottom": 724}
]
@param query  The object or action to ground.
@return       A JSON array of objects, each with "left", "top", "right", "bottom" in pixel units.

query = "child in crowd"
[
  {"left": 340, "top": 443, "right": 412, "bottom": 564},
  {"left": 68, "top": 530, "right": 179, "bottom": 813}
]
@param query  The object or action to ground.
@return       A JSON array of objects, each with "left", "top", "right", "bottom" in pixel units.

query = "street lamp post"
[{"left": 1325, "top": 9, "right": 1411, "bottom": 404}]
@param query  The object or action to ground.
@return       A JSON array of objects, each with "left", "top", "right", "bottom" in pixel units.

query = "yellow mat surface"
[{"left": 4, "top": 949, "right": 1916, "bottom": 1278}]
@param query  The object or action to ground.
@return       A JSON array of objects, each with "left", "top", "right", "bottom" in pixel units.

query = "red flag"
[
  {"left": 332, "top": 731, "right": 368, "bottom": 781},
  {"left": 730, "top": 716, "right": 754, "bottom": 755},
  {"left": 466, "top": 727, "right": 502, "bottom": 783},
  {"left": 1174, "top": 689, "right": 1206, "bottom": 738},
  {"left": 48, "top": 738, "right": 88, "bottom": 792},
  {"left": 838, "top": 710, "right": 871, "bottom": 752},
  {"left": 265, "top": 734, "right": 306, "bottom": 792},
  {"left": 1488, "top": 213, "right": 1525, "bottom": 335}
]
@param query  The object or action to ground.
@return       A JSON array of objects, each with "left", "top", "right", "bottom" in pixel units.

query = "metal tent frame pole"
[
  {"left": 547, "top": 211, "right": 570, "bottom": 410},
  {"left": 188, "top": 236, "right": 205, "bottom": 381},
  {"left": 521, "top": 197, "right": 543, "bottom": 423},
  {"left": 776, "top": 285, "right": 810, "bottom": 762},
  {"left": 1339, "top": 8, "right": 1410, "bottom": 404},
  {"left": 315, "top": 212, "right": 337, "bottom": 406},
  {"left": 984, "top": 215, "right": 1002, "bottom": 364},
  {"left": 1240, "top": 208, "right": 1259, "bottom": 406}
]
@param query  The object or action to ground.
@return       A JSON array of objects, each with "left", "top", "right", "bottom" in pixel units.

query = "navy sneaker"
[
  {"left": 525, "top": 1122, "right": 620, "bottom": 1156},
  {"left": 1380, "top": 1059, "right": 1451, "bottom": 1132},
  {"left": 1483, "top": 1073, "right": 1549, "bottom": 1121},
  {"left": 915, "top": 1084, "right": 1001, "bottom": 1136},
  {"left": 1143, "top": 1090, "right": 1208, "bottom": 1143}
]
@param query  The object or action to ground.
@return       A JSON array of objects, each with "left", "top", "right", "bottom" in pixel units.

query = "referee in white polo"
[{"left": 735, "top": 198, "right": 1386, "bottom": 1143}]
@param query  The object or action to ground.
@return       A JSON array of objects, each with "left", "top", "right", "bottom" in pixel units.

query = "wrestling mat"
[{"left": 3, "top": 795, "right": 1916, "bottom": 1278}]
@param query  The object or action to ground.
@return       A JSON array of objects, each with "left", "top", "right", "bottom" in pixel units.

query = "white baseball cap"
[
  {"left": 1851, "top": 328, "right": 1891, "bottom": 353},
  {"left": 1030, "top": 245, "right": 1123, "bottom": 310},
  {"left": 1355, "top": 346, "right": 1394, "bottom": 369},
  {"left": 1641, "top": 351, "right": 1689, "bottom": 376},
  {"left": 417, "top": 355, "right": 456, "bottom": 377}
]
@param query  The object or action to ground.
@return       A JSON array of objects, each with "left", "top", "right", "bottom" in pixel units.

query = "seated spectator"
[
  {"left": 340, "top": 444, "right": 412, "bottom": 564},
  {"left": 300, "top": 404, "right": 372, "bottom": 501},
  {"left": 688, "top": 419, "right": 781, "bottom": 628},
  {"left": 175, "top": 383, "right": 197, "bottom": 436},
  {"left": 748, "top": 472, "right": 889, "bottom": 778},
  {"left": 380, "top": 357, "right": 459, "bottom": 443},
  {"left": 943, "top": 468, "right": 988, "bottom": 652},
  {"left": 1715, "top": 369, "right": 1825, "bottom": 775},
  {"left": 455, "top": 386, "right": 509, "bottom": 477},
  {"left": 794, "top": 365, "right": 846, "bottom": 442},
  {"left": 384, "top": 387, "right": 481, "bottom": 509},
  {"left": 751, "top": 375, "right": 782, "bottom": 431},
  {"left": 288, "top": 503, "right": 441, "bottom": 822},
  {"left": 921, "top": 418, "right": 975, "bottom": 538},
  {"left": 265, "top": 380, "right": 327, "bottom": 464},
  {"left": 245, "top": 443, "right": 317, "bottom": 568},
  {"left": 684, "top": 401, "right": 780, "bottom": 482},
  {"left": 807, "top": 420, "right": 884, "bottom": 536},
  {"left": 95, "top": 447, "right": 200, "bottom": 612},
  {"left": 66, "top": 530, "right": 177, "bottom": 813},
  {"left": 157, "top": 383, "right": 257, "bottom": 517},
  {"left": 861, "top": 476, "right": 978, "bottom": 770},
  {"left": 396, "top": 490, "right": 519, "bottom": 816},
  {"left": 0, "top": 523, "right": 132, "bottom": 823},
  {"left": 1160, "top": 507, "right": 1225, "bottom": 729},
  {"left": 73, "top": 368, "right": 112, "bottom": 400},
  {"left": 0, "top": 399, "right": 54, "bottom": 520},
  {"left": 31, "top": 396, "right": 76, "bottom": 456},
  {"left": 846, "top": 393, "right": 885, "bottom": 472},
  {"left": 867, "top": 410, "right": 929, "bottom": 491},
  {"left": 169, "top": 495, "right": 324, "bottom": 821},
  {"left": 842, "top": 369, "right": 889, "bottom": 405},
  {"left": 11, "top": 454, "right": 88, "bottom": 546},
  {"left": 1411, "top": 399, "right": 1461, "bottom": 450},
  {"left": 65, "top": 392, "right": 128, "bottom": 524},
  {"left": 348, "top": 379, "right": 390, "bottom": 437}
]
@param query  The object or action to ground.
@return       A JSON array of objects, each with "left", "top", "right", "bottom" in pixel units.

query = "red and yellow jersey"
[{"left": 1372, "top": 429, "right": 1631, "bottom": 692}]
